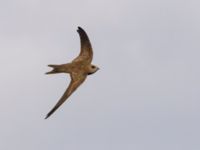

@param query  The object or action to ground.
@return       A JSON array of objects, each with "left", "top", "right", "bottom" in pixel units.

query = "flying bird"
[{"left": 45, "top": 27, "right": 99, "bottom": 119}]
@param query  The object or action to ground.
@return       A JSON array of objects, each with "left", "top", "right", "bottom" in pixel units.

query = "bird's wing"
[
  {"left": 45, "top": 73, "right": 87, "bottom": 119},
  {"left": 73, "top": 27, "right": 93, "bottom": 64}
]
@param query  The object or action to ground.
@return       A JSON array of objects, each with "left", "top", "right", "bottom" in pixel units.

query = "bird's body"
[{"left": 45, "top": 27, "right": 99, "bottom": 119}]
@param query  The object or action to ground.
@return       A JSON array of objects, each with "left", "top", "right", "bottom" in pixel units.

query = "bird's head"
[{"left": 88, "top": 65, "right": 99, "bottom": 75}]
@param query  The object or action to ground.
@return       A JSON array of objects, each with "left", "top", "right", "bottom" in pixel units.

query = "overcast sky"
[{"left": 0, "top": 0, "right": 200, "bottom": 150}]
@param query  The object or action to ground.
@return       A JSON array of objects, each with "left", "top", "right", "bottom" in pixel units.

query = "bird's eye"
[{"left": 91, "top": 66, "right": 95, "bottom": 69}]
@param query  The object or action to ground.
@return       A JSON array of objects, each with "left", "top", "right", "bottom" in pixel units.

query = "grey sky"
[{"left": 0, "top": 0, "right": 200, "bottom": 150}]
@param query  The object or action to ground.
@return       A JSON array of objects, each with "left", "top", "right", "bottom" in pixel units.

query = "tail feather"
[{"left": 46, "top": 64, "right": 64, "bottom": 74}]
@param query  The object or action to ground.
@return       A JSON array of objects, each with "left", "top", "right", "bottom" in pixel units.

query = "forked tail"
[{"left": 46, "top": 64, "right": 65, "bottom": 74}]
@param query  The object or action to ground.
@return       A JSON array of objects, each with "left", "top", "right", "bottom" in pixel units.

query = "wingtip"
[
  {"left": 45, "top": 114, "right": 49, "bottom": 119},
  {"left": 77, "top": 26, "right": 84, "bottom": 32}
]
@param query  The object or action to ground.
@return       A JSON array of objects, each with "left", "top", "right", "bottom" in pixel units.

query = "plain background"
[{"left": 0, "top": 0, "right": 199, "bottom": 150}]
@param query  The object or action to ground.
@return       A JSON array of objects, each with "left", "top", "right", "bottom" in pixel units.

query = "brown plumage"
[{"left": 45, "top": 27, "right": 99, "bottom": 119}]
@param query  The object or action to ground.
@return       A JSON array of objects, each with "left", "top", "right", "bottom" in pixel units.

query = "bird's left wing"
[{"left": 45, "top": 73, "right": 87, "bottom": 119}]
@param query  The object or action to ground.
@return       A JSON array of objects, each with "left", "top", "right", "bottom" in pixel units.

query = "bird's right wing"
[
  {"left": 45, "top": 73, "right": 87, "bottom": 119},
  {"left": 73, "top": 27, "right": 93, "bottom": 64}
]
